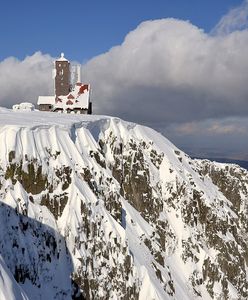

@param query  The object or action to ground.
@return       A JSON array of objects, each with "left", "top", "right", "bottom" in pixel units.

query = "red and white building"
[{"left": 38, "top": 53, "right": 92, "bottom": 114}]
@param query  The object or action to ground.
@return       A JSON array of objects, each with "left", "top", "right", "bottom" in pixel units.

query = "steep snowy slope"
[
  {"left": 0, "top": 254, "right": 28, "bottom": 300},
  {"left": 0, "top": 108, "right": 247, "bottom": 299}
]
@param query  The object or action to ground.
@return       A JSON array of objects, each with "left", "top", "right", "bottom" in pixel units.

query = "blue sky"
[
  {"left": 1, "top": 0, "right": 248, "bottom": 161},
  {"left": 0, "top": 0, "right": 243, "bottom": 62}
]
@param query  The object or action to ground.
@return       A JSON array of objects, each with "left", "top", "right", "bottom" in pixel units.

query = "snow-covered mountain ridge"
[{"left": 0, "top": 108, "right": 247, "bottom": 299}]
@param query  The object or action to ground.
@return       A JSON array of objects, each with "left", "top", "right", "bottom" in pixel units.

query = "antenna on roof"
[{"left": 77, "top": 65, "right": 81, "bottom": 83}]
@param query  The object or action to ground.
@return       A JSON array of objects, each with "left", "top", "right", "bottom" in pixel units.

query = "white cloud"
[
  {"left": 212, "top": 0, "right": 248, "bottom": 35},
  {"left": 0, "top": 52, "right": 53, "bottom": 107},
  {"left": 83, "top": 18, "right": 248, "bottom": 127}
]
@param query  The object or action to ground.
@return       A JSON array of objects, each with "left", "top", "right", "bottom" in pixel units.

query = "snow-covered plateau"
[{"left": 0, "top": 107, "right": 247, "bottom": 299}]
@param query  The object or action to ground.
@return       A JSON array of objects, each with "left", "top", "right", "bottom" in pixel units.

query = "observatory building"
[{"left": 38, "top": 53, "right": 92, "bottom": 114}]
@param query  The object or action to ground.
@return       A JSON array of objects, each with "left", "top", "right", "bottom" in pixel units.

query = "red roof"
[
  {"left": 66, "top": 99, "right": 73, "bottom": 105},
  {"left": 67, "top": 94, "right": 75, "bottom": 99},
  {"left": 79, "top": 84, "right": 89, "bottom": 94}
]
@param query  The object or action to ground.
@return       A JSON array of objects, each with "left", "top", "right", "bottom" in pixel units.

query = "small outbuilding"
[{"left": 13, "top": 102, "right": 35, "bottom": 112}]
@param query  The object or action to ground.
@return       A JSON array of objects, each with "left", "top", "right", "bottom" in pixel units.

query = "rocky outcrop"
[{"left": 0, "top": 111, "right": 247, "bottom": 299}]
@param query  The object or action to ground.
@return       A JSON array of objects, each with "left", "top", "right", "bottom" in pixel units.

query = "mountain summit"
[{"left": 0, "top": 108, "right": 247, "bottom": 299}]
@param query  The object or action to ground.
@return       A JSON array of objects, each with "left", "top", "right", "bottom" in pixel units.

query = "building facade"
[{"left": 54, "top": 53, "right": 71, "bottom": 96}]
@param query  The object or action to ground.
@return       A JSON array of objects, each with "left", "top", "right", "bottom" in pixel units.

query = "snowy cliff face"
[{"left": 0, "top": 108, "right": 247, "bottom": 300}]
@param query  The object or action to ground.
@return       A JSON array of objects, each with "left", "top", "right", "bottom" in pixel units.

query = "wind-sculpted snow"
[{"left": 0, "top": 108, "right": 247, "bottom": 299}]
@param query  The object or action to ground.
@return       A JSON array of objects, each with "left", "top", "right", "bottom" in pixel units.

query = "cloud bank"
[
  {"left": 83, "top": 18, "right": 248, "bottom": 128},
  {"left": 165, "top": 117, "right": 248, "bottom": 160},
  {"left": 0, "top": 52, "right": 53, "bottom": 108}
]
